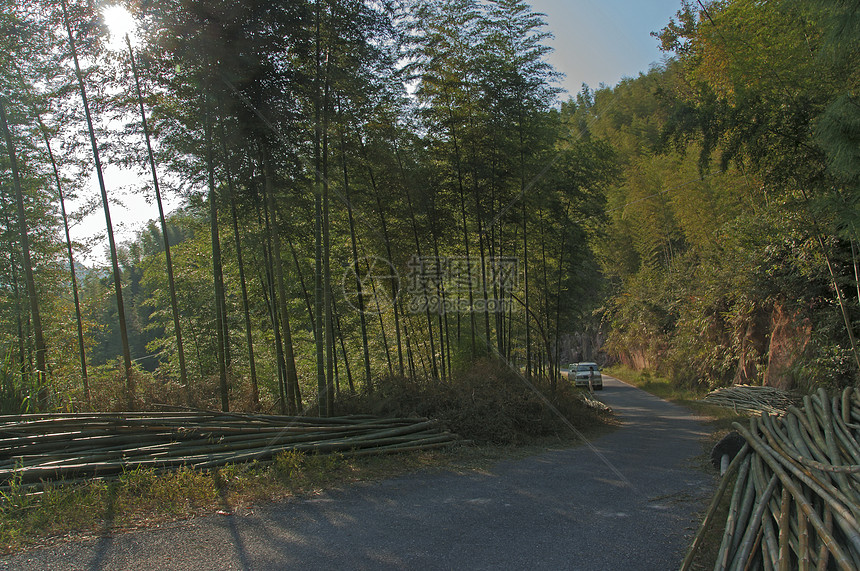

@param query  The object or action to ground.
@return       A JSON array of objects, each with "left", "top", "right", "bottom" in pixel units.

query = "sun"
[{"left": 102, "top": 5, "right": 137, "bottom": 49}]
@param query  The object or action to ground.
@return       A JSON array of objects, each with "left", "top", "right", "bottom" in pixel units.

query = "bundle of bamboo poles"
[
  {"left": 0, "top": 411, "right": 460, "bottom": 488},
  {"left": 701, "top": 385, "right": 799, "bottom": 416},
  {"left": 682, "top": 387, "right": 860, "bottom": 570}
]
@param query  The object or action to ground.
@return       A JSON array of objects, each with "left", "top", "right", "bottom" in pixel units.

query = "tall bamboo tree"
[
  {"left": 123, "top": 33, "right": 190, "bottom": 403},
  {"left": 202, "top": 89, "right": 229, "bottom": 411},
  {"left": 38, "top": 120, "right": 89, "bottom": 404},
  {"left": 60, "top": 0, "right": 135, "bottom": 408},
  {"left": 0, "top": 98, "right": 48, "bottom": 408}
]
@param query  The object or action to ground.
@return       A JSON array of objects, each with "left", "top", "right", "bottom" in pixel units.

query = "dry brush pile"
[
  {"left": 339, "top": 361, "right": 609, "bottom": 445},
  {"left": 683, "top": 387, "right": 860, "bottom": 570},
  {"left": 0, "top": 411, "right": 460, "bottom": 490}
]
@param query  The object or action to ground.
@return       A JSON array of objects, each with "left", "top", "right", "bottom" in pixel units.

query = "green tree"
[{"left": 658, "top": 0, "right": 860, "bottom": 378}]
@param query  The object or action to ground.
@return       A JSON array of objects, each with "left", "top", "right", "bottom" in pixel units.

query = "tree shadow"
[
  {"left": 88, "top": 481, "right": 117, "bottom": 570},
  {"left": 216, "top": 472, "right": 251, "bottom": 571}
]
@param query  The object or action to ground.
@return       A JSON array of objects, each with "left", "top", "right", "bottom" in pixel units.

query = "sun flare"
[{"left": 102, "top": 5, "right": 137, "bottom": 49}]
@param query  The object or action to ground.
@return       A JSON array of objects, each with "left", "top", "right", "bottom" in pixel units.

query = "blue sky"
[{"left": 528, "top": 0, "right": 683, "bottom": 99}]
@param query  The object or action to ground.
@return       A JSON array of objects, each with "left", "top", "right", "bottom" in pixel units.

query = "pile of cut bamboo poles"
[
  {"left": 682, "top": 387, "right": 860, "bottom": 570},
  {"left": 0, "top": 411, "right": 460, "bottom": 487},
  {"left": 701, "top": 385, "right": 799, "bottom": 416},
  {"left": 579, "top": 391, "right": 612, "bottom": 413}
]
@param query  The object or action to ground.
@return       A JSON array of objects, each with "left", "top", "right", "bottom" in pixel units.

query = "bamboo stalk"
[
  {"left": 0, "top": 414, "right": 460, "bottom": 486},
  {"left": 816, "top": 506, "right": 832, "bottom": 571},
  {"left": 729, "top": 472, "right": 778, "bottom": 571},
  {"left": 798, "top": 507, "right": 810, "bottom": 571},
  {"left": 734, "top": 423, "right": 856, "bottom": 570},
  {"left": 777, "top": 485, "right": 792, "bottom": 571},
  {"left": 730, "top": 457, "right": 759, "bottom": 557},
  {"left": 718, "top": 452, "right": 753, "bottom": 569},
  {"left": 679, "top": 445, "right": 751, "bottom": 571},
  {"left": 748, "top": 430, "right": 860, "bottom": 553},
  {"left": 760, "top": 502, "right": 780, "bottom": 570}
]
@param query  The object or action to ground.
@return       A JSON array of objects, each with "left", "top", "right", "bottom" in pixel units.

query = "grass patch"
[
  {"left": 0, "top": 447, "right": 475, "bottom": 553},
  {"left": 2, "top": 360, "right": 611, "bottom": 553},
  {"left": 604, "top": 364, "right": 699, "bottom": 399}
]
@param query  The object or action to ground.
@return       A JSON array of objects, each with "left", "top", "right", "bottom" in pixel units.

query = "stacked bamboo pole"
[
  {"left": 0, "top": 411, "right": 460, "bottom": 487},
  {"left": 701, "top": 385, "right": 799, "bottom": 416},
  {"left": 682, "top": 387, "right": 860, "bottom": 570}
]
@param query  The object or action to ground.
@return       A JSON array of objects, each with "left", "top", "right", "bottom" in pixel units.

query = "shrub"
[{"left": 339, "top": 358, "right": 609, "bottom": 444}]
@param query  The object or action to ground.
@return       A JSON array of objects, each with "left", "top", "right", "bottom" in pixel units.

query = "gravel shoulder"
[{"left": 2, "top": 376, "right": 716, "bottom": 570}]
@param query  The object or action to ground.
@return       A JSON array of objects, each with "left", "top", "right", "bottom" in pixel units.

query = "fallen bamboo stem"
[{"left": 0, "top": 413, "right": 461, "bottom": 487}]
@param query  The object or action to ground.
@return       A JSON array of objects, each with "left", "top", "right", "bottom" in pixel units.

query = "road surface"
[{"left": 2, "top": 376, "right": 716, "bottom": 570}]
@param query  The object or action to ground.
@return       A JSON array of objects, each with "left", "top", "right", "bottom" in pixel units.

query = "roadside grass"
[
  {"left": 1, "top": 428, "right": 608, "bottom": 554},
  {"left": 0, "top": 446, "right": 464, "bottom": 552},
  {"left": 604, "top": 364, "right": 748, "bottom": 569},
  {"left": 0, "top": 438, "right": 597, "bottom": 553},
  {"left": 1, "top": 359, "right": 614, "bottom": 554}
]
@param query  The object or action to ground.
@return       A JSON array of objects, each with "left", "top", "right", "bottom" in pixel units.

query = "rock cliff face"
[
  {"left": 607, "top": 300, "right": 813, "bottom": 388},
  {"left": 618, "top": 348, "right": 655, "bottom": 371},
  {"left": 558, "top": 329, "right": 606, "bottom": 365}
]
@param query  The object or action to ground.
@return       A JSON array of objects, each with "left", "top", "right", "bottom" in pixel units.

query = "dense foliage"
[
  {"left": 1, "top": 0, "right": 857, "bottom": 415},
  {"left": 1, "top": 0, "right": 612, "bottom": 413},
  {"left": 590, "top": 0, "right": 860, "bottom": 390}
]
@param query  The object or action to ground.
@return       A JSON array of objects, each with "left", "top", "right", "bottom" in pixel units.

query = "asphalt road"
[{"left": 2, "top": 376, "right": 716, "bottom": 570}]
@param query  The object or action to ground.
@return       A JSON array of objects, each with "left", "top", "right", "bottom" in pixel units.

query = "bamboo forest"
[{"left": 1, "top": 0, "right": 858, "bottom": 418}]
